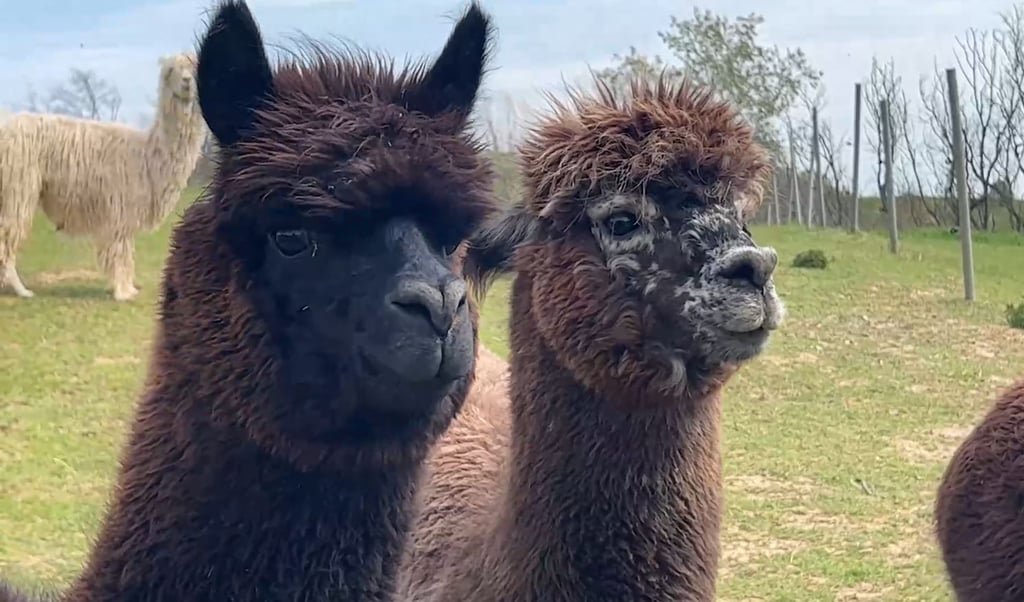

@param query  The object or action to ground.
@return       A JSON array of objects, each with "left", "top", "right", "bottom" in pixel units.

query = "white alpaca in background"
[{"left": 0, "top": 53, "right": 206, "bottom": 301}]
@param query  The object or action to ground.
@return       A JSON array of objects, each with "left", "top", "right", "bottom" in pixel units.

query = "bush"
[
  {"left": 792, "top": 249, "right": 828, "bottom": 269},
  {"left": 1007, "top": 302, "right": 1024, "bottom": 330}
]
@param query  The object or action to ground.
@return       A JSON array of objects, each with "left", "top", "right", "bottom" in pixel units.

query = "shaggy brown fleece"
[
  {"left": 399, "top": 76, "right": 778, "bottom": 601},
  {"left": 936, "top": 378, "right": 1024, "bottom": 601}
]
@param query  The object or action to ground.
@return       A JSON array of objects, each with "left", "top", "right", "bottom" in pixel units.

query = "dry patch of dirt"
[
  {"left": 893, "top": 425, "right": 973, "bottom": 466},
  {"left": 778, "top": 506, "right": 860, "bottom": 535},
  {"left": 92, "top": 356, "right": 141, "bottom": 367},
  {"left": 34, "top": 269, "right": 101, "bottom": 284},
  {"left": 726, "top": 474, "right": 824, "bottom": 501},
  {"left": 883, "top": 523, "right": 935, "bottom": 569},
  {"left": 720, "top": 523, "right": 808, "bottom": 578},
  {"left": 836, "top": 583, "right": 894, "bottom": 600},
  {"left": 758, "top": 351, "right": 827, "bottom": 370}
]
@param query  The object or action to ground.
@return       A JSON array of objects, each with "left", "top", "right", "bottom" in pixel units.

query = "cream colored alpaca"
[{"left": 0, "top": 53, "right": 206, "bottom": 301}]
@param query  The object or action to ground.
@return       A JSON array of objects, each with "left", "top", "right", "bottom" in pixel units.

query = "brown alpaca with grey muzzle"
[{"left": 399, "top": 76, "right": 785, "bottom": 601}]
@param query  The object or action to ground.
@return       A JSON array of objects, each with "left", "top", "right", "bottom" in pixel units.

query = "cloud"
[{"left": 0, "top": 0, "right": 1013, "bottom": 148}]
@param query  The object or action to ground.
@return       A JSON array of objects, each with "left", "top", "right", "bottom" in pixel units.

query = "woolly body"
[
  {"left": 0, "top": 0, "right": 497, "bottom": 600},
  {"left": 400, "top": 77, "right": 784, "bottom": 601},
  {"left": 0, "top": 53, "right": 206, "bottom": 300},
  {"left": 936, "top": 378, "right": 1024, "bottom": 601}
]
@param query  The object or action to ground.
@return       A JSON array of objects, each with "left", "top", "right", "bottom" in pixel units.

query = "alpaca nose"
[
  {"left": 388, "top": 276, "right": 467, "bottom": 336},
  {"left": 715, "top": 246, "right": 778, "bottom": 288}
]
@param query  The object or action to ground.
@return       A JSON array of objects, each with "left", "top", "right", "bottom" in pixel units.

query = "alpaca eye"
[
  {"left": 271, "top": 230, "right": 311, "bottom": 257},
  {"left": 605, "top": 212, "right": 639, "bottom": 237},
  {"left": 442, "top": 242, "right": 460, "bottom": 258},
  {"left": 679, "top": 195, "right": 703, "bottom": 211}
]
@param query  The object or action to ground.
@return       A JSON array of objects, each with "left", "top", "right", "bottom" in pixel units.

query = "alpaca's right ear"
[
  {"left": 404, "top": 2, "right": 494, "bottom": 122},
  {"left": 464, "top": 203, "right": 538, "bottom": 299},
  {"left": 196, "top": 0, "right": 274, "bottom": 147}
]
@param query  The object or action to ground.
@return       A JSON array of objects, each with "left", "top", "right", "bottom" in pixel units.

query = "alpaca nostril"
[
  {"left": 721, "top": 261, "right": 757, "bottom": 286},
  {"left": 392, "top": 299, "right": 436, "bottom": 329},
  {"left": 716, "top": 247, "right": 777, "bottom": 289},
  {"left": 388, "top": 279, "right": 457, "bottom": 337}
]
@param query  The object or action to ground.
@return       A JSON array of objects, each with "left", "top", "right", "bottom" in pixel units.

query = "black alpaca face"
[
  {"left": 194, "top": 0, "right": 494, "bottom": 449},
  {"left": 256, "top": 213, "right": 474, "bottom": 412}
]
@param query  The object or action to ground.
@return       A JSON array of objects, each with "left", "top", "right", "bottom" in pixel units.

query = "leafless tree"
[
  {"left": 47, "top": 68, "right": 121, "bottom": 120},
  {"left": 954, "top": 27, "right": 1011, "bottom": 230},
  {"left": 818, "top": 120, "right": 847, "bottom": 227},
  {"left": 863, "top": 57, "right": 907, "bottom": 214},
  {"left": 892, "top": 80, "right": 943, "bottom": 226},
  {"left": 22, "top": 68, "right": 122, "bottom": 121},
  {"left": 480, "top": 92, "right": 521, "bottom": 153},
  {"left": 794, "top": 83, "right": 826, "bottom": 225},
  {"left": 919, "top": 70, "right": 957, "bottom": 222},
  {"left": 994, "top": 5, "right": 1024, "bottom": 231}
]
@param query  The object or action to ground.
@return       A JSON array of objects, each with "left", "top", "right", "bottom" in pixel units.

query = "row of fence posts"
[{"left": 779, "top": 68, "right": 975, "bottom": 302}]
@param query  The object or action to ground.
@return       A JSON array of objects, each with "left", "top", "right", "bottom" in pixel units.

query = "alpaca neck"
[
  {"left": 141, "top": 98, "right": 204, "bottom": 229},
  {"left": 64, "top": 360, "right": 415, "bottom": 601},
  {"left": 491, "top": 273, "right": 723, "bottom": 601}
]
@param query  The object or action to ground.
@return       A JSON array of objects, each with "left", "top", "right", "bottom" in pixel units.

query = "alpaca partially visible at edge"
[
  {"left": 0, "top": 53, "right": 206, "bottom": 301},
  {"left": 935, "top": 378, "right": 1024, "bottom": 601}
]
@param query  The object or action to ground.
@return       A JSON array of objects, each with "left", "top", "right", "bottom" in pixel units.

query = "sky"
[{"left": 0, "top": 0, "right": 1013, "bottom": 165}]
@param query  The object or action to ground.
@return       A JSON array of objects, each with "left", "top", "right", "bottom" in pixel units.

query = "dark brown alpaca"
[
  {"left": 0, "top": 1, "right": 497, "bottom": 600},
  {"left": 936, "top": 378, "right": 1024, "bottom": 601},
  {"left": 398, "top": 77, "right": 786, "bottom": 601}
]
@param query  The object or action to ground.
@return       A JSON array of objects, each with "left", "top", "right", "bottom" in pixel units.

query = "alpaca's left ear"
[
  {"left": 195, "top": 0, "right": 274, "bottom": 147},
  {"left": 405, "top": 2, "right": 494, "bottom": 121}
]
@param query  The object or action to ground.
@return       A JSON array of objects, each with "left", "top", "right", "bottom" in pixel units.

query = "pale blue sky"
[{"left": 0, "top": 0, "right": 1012, "bottom": 149}]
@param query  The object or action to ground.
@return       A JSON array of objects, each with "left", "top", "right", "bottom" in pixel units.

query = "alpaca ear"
[
  {"left": 464, "top": 203, "right": 537, "bottom": 298},
  {"left": 405, "top": 2, "right": 494, "bottom": 120},
  {"left": 196, "top": 0, "right": 274, "bottom": 147}
]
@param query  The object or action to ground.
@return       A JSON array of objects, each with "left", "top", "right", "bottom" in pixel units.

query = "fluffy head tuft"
[{"left": 519, "top": 75, "right": 770, "bottom": 224}]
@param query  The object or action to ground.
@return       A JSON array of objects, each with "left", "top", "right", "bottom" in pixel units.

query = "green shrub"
[
  {"left": 1007, "top": 302, "right": 1024, "bottom": 330},
  {"left": 792, "top": 249, "right": 829, "bottom": 269}
]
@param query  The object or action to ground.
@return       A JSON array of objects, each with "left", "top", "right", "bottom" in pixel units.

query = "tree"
[
  {"left": 594, "top": 46, "right": 679, "bottom": 97},
  {"left": 994, "top": 5, "right": 1024, "bottom": 231},
  {"left": 819, "top": 120, "right": 847, "bottom": 228},
  {"left": 657, "top": 10, "right": 821, "bottom": 152},
  {"left": 597, "top": 10, "right": 820, "bottom": 154},
  {"left": 863, "top": 58, "right": 907, "bottom": 213},
  {"left": 23, "top": 68, "right": 121, "bottom": 121}
]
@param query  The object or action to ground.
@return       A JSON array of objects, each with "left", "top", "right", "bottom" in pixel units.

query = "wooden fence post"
[
  {"left": 946, "top": 68, "right": 975, "bottom": 301},
  {"left": 851, "top": 83, "right": 862, "bottom": 233},
  {"left": 880, "top": 99, "right": 899, "bottom": 254}
]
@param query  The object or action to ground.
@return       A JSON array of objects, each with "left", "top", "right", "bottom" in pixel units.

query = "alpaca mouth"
[
  {"left": 709, "top": 294, "right": 782, "bottom": 363},
  {"left": 357, "top": 345, "right": 446, "bottom": 384},
  {"left": 713, "top": 325, "right": 772, "bottom": 363},
  {"left": 718, "top": 290, "right": 784, "bottom": 335},
  {"left": 721, "top": 324, "right": 771, "bottom": 346}
]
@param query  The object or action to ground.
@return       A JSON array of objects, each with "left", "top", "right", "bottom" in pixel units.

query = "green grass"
[{"left": 2, "top": 191, "right": 1023, "bottom": 601}]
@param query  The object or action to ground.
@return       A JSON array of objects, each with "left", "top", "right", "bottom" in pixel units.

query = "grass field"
[{"left": 1, "top": 190, "right": 1023, "bottom": 601}]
